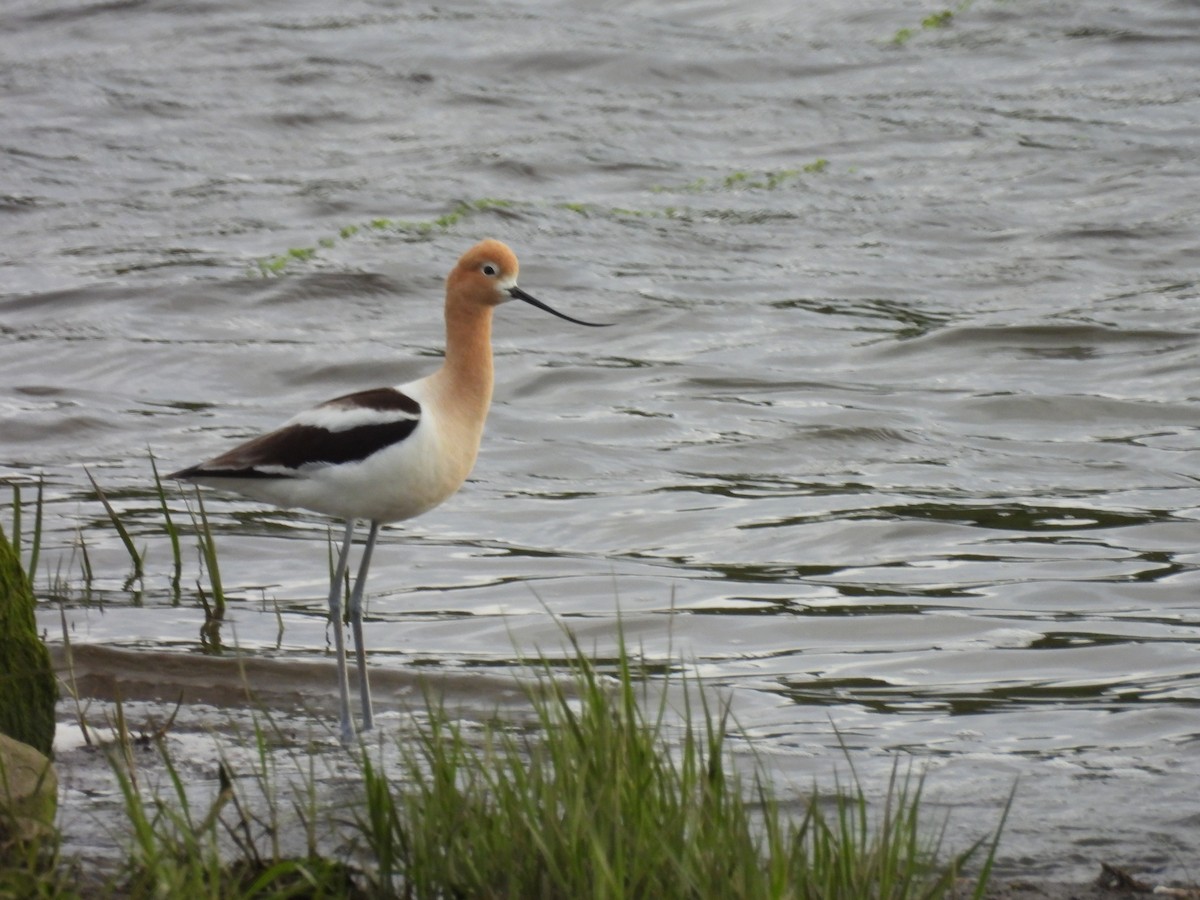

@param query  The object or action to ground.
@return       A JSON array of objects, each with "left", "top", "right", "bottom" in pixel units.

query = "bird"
[{"left": 170, "top": 239, "right": 609, "bottom": 743}]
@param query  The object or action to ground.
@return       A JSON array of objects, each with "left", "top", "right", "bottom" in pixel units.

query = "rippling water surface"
[{"left": 3, "top": 0, "right": 1199, "bottom": 881}]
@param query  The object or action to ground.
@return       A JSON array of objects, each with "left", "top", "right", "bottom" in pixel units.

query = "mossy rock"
[
  {"left": 0, "top": 528, "right": 56, "bottom": 757},
  {"left": 0, "top": 733, "right": 57, "bottom": 850}
]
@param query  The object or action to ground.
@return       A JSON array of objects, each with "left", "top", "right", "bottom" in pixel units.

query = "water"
[{"left": 3, "top": 0, "right": 1199, "bottom": 882}]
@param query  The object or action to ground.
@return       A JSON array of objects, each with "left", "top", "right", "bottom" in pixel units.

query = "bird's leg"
[
  {"left": 328, "top": 519, "right": 357, "bottom": 744},
  {"left": 347, "top": 520, "right": 379, "bottom": 732}
]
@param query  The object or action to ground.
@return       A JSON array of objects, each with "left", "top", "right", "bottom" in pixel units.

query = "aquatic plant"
[
  {"left": 251, "top": 163, "right": 832, "bottom": 276},
  {"left": 148, "top": 454, "right": 182, "bottom": 598},
  {"left": 254, "top": 198, "right": 517, "bottom": 276},
  {"left": 892, "top": 0, "right": 974, "bottom": 44},
  {"left": 6, "top": 480, "right": 43, "bottom": 582},
  {"left": 181, "top": 488, "right": 226, "bottom": 653},
  {"left": 84, "top": 469, "right": 144, "bottom": 589}
]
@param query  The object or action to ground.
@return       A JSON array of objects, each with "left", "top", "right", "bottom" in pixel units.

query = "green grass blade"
[
  {"left": 194, "top": 489, "right": 225, "bottom": 615},
  {"left": 971, "top": 778, "right": 1017, "bottom": 899},
  {"left": 27, "top": 476, "right": 43, "bottom": 581},
  {"left": 76, "top": 525, "right": 94, "bottom": 587},
  {"left": 9, "top": 481, "right": 21, "bottom": 554},
  {"left": 148, "top": 451, "right": 182, "bottom": 594},
  {"left": 84, "top": 468, "right": 144, "bottom": 579},
  {"left": 185, "top": 487, "right": 226, "bottom": 650}
]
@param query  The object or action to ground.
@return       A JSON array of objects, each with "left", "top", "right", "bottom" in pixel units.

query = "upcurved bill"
[{"left": 509, "top": 286, "right": 612, "bottom": 327}]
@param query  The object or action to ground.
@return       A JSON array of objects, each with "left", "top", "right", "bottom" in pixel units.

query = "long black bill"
[{"left": 509, "top": 286, "right": 612, "bottom": 327}]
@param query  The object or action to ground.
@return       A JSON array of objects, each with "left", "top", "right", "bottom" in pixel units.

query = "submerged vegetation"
[
  {"left": 253, "top": 162, "right": 832, "bottom": 277},
  {"left": 891, "top": 1, "right": 974, "bottom": 45},
  {"left": 0, "top": 476, "right": 1008, "bottom": 897}
]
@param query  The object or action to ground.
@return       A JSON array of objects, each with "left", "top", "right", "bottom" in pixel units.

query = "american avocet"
[{"left": 171, "top": 239, "right": 608, "bottom": 742}]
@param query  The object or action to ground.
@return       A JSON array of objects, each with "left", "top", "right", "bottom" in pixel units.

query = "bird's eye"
[{"left": 481, "top": 263, "right": 498, "bottom": 277}]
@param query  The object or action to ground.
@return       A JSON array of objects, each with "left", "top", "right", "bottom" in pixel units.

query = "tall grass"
[
  {"left": 107, "top": 716, "right": 359, "bottom": 899},
  {"left": 80, "top": 628, "right": 1004, "bottom": 899},
  {"left": 354, "top": 627, "right": 1005, "bottom": 899}
]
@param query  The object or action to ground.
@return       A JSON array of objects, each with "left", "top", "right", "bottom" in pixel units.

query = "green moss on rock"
[{"left": 0, "top": 529, "right": 55, "bottom": 757}]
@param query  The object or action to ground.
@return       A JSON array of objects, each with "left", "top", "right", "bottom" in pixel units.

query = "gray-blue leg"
[
  {"left": 347, "top": 520, "right": 379, "bottom": 732},
  {"left": 328, "top": 519, "right": 357, "bottom": 744}
]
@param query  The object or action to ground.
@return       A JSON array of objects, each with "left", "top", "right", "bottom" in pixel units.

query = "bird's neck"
[{"left": 435, "top": 303, "right": 495, "bottom": 419}]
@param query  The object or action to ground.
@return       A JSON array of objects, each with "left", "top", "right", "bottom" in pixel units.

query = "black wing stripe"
[{"left": 175, "top": 419, "right": 420, "bottom": 479}]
